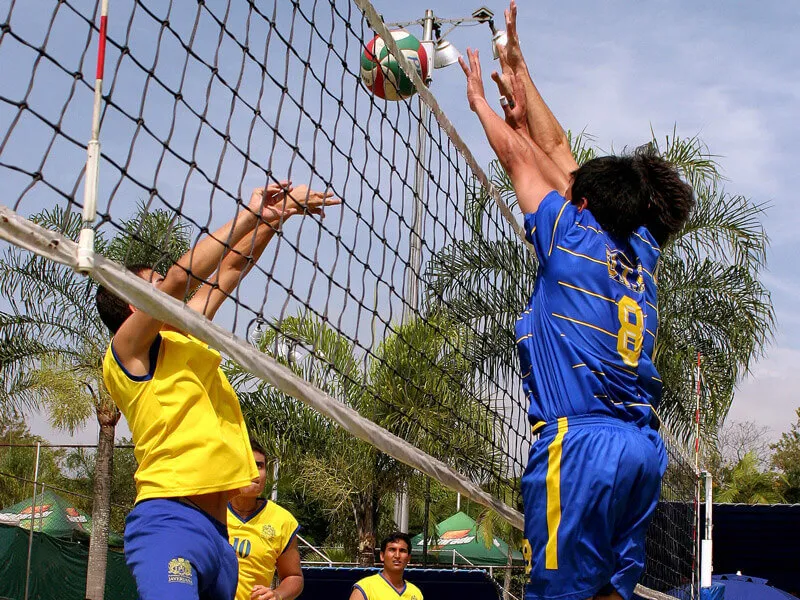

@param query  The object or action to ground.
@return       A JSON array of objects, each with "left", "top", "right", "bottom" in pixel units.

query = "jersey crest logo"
[
  {"left": 261, "top": 524, "right": 277, "bottom": 540},
  {"left": 606, "top": 248, "right": 645, "bottom": 293},
  {"left": 167, "top": 557, "right": 193, "bottom": 585},
  {"left": 411, "top": 595, "right": 419, "bottom": 600}
]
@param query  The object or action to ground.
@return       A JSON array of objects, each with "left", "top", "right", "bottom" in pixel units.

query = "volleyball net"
[{"left": 0, "top": 0, "right": 697, "bottom": 595}]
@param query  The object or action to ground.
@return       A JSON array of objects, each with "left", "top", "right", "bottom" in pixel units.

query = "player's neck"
[
  {"left": 230, "top": 495, "right": 264, "bottom": 517},
  {"left": 381, "top": 569, "right": 405, "bottom": 590}
]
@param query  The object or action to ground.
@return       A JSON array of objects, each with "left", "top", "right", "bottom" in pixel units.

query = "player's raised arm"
[
  {"left": 110, "top": 182, "right": 286, "bottom": 374},
  {"left": 494, "top": 0, "right": 578, "bottom": 177},
  {"left": 189, "top": 184, "right": 340, "bottom": 321},
  {"left": 460, "top": 48, "right": 568, "bottom": 213}
]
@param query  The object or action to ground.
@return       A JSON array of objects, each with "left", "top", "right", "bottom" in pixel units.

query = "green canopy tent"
[
  {"left": 411, "top": 511, "right": 524, "bottom": 567},
  {"left": 0, "top": 490, "right": 136, "bottom": 600},
  {"left": 0, "top": 488, "right": 124, "bottom": 546}
]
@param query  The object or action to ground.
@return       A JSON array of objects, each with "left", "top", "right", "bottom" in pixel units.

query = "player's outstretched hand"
[
  {"left": 247, "top": 183, "right": 341, "bottom": 222},
  {"left": 498, "top": 72, "right": 528, "bottom": 134},
  {"left": 491, "top": 43, "right": 514, "bottom": 109},
  {"left": 248, "top": 182, "right": 293, "bottom": 220},
  {"left": 503, "top": 0, "right": 526, "bottom": 72},
  {"left": 459, "top": 48, "right": 486, "bottom": 112},
  {"left": 283, "top": 184, "right": 341, "bottom": 217}
]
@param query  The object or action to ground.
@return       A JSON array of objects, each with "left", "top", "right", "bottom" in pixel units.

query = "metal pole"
[
  {"left": 271, "top": 459, "right": 279, "bottom": 502},
  {"left": 395, "top": 8, "right": 435, "bottom": 536},
  {"left": 24, "top": 442, "right": 41, "bottom": 600},
  {"left": 700, "top": 471, "right": 713, "bottom": 587},
  {"left": 421, "top": 476, "right": 431, "bottom": 565},
  {"left": 693, "top": 352, "right": 702, "bottom": 598}
]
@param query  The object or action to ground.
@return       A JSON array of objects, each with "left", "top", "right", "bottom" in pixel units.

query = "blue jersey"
[{"left": 516, "top": 191, "right": 662, "bottom": 428}]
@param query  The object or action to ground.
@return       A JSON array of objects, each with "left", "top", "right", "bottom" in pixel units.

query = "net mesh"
[{"left": 0, "top": 0, "right": 697, "bottom": 596}]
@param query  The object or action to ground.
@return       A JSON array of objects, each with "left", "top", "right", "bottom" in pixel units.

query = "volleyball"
[{"left": 360, "top": 30, "right": 428, "bottom": 101}]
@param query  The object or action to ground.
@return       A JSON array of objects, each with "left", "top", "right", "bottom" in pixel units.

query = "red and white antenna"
[{"left": 77, "top": 0, "right": 109, "bottom": 272}]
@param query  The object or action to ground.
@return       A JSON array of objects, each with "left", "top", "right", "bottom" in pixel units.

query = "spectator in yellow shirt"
[
  {"left": 350, "top": 533, "right": 423, "bottom": 600},
  {"left": 228, "top": 440, "right": 303, "bottom": 600}
]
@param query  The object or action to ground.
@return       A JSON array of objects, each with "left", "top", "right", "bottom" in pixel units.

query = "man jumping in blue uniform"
[{"left": 460, "top": 3, "right": 695, "bottom": 599}]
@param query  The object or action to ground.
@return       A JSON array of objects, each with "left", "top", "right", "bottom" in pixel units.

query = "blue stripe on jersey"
[{"left": 518, "top": 191, "right": 662, "bottom": 427}]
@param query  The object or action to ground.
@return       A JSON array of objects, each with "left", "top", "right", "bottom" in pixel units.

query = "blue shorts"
[
  {"left": 521, "top": 415, "right": 667, "bottom": 600},
  {"left": 124, "top": 499, "right": 239, "bottom": 600}
]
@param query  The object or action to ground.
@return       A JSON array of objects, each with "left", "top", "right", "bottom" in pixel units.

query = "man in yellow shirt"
[
  {"left": 97, "top": 183, "right": 338, "bottom": 600},
  {"left": 228, "top": 440, "right": 303, "bottom": 600},
  {"left": 350, "top": 533, "right": 423, "bottom": 600}
]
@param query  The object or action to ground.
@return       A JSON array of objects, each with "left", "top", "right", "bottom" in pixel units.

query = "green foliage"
[
  {"left": 0, "top": 207, "right": 107, "bottom": 419},
  {"left": 715, "top": 451, "right": 785, "bottom": 504},
  {"left": 227, "top": 311, "right": 500, "bottom": 558},
  {"left": 771, "top": 409, "right": 800, "bottom": 503},
  {"left": 106, "top": 201, "right": 191, "bottom": 272},
  {"left": 0, "top": 414, "right": 67, "bottom": 509},
  {"left": 0, "top": 204, "right": 191, "bottom": 421}
]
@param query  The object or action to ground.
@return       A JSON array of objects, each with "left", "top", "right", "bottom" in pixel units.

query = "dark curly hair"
[
  {"left": 571, "top": 148, "right": 694, "bottom": 245},
  {"left": 95, "top": 264, "right": 155, "bottom": 334}
]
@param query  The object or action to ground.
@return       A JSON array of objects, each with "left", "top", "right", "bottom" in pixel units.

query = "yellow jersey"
[
  {"left": 103, "top": 330, "right": 257, "bottom": 503},
  {"left": 227, "top": 500, "right": 300, "bottom": 600},
  {"left": 353, "top": 573, "right": 423, "bottom": 600}
]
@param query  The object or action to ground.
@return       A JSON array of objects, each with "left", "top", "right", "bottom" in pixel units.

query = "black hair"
[
  {"left": 380, "top": 531, "right": 412, "bottom": 553},
  {"left": 570, "top": 148, "right": 694, "bottom": 245},
  {"left": 95, "top": 264, "right": 154, "bottom": 334},
  {"left": 250, "top": 438, "right": 266, "bottom": 457}
]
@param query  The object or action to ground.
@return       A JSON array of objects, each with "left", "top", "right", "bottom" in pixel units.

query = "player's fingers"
[
  {"left": 470, "top": 49, "right": 481, "bottom": 78},
  {"left": 458, "top": 55, "right": 470, "bottom": 77},
  {"left": 491, "top": 71, "right": 511, "bottom": 99},
  {"left": 499, "top": 97, "right": 513, "bottom": 120},
  {"left": 267, "top": 180, "right": 290, "bottom": 192}
]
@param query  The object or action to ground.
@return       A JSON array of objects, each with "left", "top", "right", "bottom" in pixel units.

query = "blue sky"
[{"left": 13, "top": 0, "right": 799, "bottom": 445}]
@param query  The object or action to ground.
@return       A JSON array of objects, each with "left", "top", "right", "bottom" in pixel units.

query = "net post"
[
  {"left": 700, "top": 471, "right": 713, "bottom": 588},
  {"left": 77, "top": 0, "right": 109, "bottom": 273},
  {"left": 23, "top": 442, "right": 41, "bottom": 600}
]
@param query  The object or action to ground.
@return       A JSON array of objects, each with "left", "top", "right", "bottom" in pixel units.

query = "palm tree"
[
  {"left": 227, "top": 311, "right": 500, "bottom": 566},
  {"left": 0, "top": 413, "right": 67, "bottom": 508},
  {"left": 0, "top": 204, "right": 189, "bottom": 600},
  {"left": 715, "top": 451, "right": 785, "bottom": 504},
  {"left": 426, "top": 130, "right": 774, "bottom": 441}
]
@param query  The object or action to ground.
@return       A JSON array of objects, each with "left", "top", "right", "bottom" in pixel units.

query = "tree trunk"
[
  {"left": 503, "top": 546, "right": 513, "bottom": 600},
  {"left": 356, "top": 494, "right": 375, "bottom": 567},
  {"left": 85, "top": 407, "right": 118, "bottom": 600}
]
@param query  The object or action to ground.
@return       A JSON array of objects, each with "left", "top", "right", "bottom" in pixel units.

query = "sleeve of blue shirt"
[{"left": 523, "top": 190, "right": 575, "bottom": 268}]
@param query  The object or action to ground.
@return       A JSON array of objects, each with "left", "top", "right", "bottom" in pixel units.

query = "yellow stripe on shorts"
[{"left": 545, "top": 417, "right": 569, "bottom": 570}]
